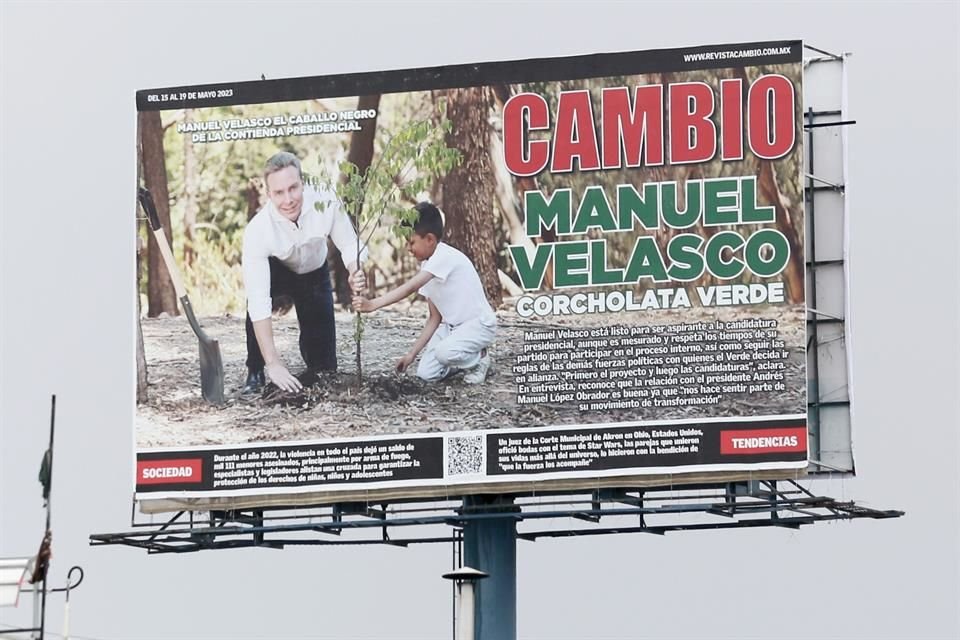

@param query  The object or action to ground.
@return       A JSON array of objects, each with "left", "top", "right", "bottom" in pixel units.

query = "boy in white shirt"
[{"left": 352, "top": 202, "right": 497, "bottom": 383}]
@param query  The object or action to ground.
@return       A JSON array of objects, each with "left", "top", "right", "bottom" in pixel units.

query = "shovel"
[{"left": 138, "top": 187, "right": 225, "bottom": 405}]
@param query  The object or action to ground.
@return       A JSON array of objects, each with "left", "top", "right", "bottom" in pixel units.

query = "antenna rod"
[
  {"left": 46, "top": 395, "right": 56, "bottom": 529},
  {"left": 41, "top": 394, "right": 57, "bottom": 640}
]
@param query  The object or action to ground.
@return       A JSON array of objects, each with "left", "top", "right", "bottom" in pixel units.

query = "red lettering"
[
  {"left": 503, "top": 93, "right": 550, "bottom": 176},
  {"left": 669, "top": 82, "right": 716, "bottom": 163},
  {"left": 502, "top": 75, "right": 796, "bottom": 174},
  {"left": 551, "top": 90, "right": 600, "bottom": 172},
  {"left": 720, "top": 78, "right": 744, "bottom": 160},
  {"left": 137, "top": 458, "right": 203, "bottom": 485},
  {"left": 748, "top": 74, "right": 795, "bottom": 159},
  {"left": 601, "top": 85, "right": 664, "bottom": 168},
  {"left": 719, "top": 427, "right": 807, "bottom": 455}
]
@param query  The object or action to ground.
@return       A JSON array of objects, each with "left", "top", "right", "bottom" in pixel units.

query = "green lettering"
[
  {"left": 741, "top": 177, "right": 775, "bottom": 223},
  {"left": 745, "top": 229, "right": 789, "bottom": 277},
  {"left": 705, "top": 231, "right": 745, "bottom": 279},
  {"left": 624, "top": 237, "right": 669, "bottom": 283},
  {"left": 590, "top": 240, "right": 625, "bottom": 284},
  {"left": 525, "top": 189, "right": 571, "bottom": 237},
  {"left": 572, "top": 186, "right": 618, "bottom": 234},
  {"left": 554, "top": 241, "right": 590, "bottom": 287},
  {"left": 661, "top": 181, "right": 702, "bottom": 228},
  {"left": 509, "top": 243, "right": 553, "bottom": 290},
  {"left": 667, "top": 234, "right": 705, "bottom": 281},
  {"left": 617, "top": 183, "right": 660, "bottom": 231},
  {"left": 703, "top": 178, "right": 740, "bottom": 226}
]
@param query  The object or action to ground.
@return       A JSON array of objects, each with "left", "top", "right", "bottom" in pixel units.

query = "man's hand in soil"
[
  {"left": 395, "top": 352, "right": 416, "bottom": 374},
  {"left": 352, "top": 296, "right": 377, "bottom": 313},
  {"left": 265, "top": 361, "right": 303, "bottom": 393}
]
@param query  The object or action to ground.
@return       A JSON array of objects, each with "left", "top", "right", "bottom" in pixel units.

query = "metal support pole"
[
  {"left": 40, "top": 395, "right": 57, "bottom": 640},
  {"left": 31, "top": 581, "right": 41, "bottom": 640},
  {"left": 458, "top": 581, "right": 476, "bottom": 640},
  {"left": 442, "top": 567, "right": 488, "bottom": 640},
  {"left": 806, "top": 108, "right": 822, "bottom": 459},
  {"left": 462, "top": 495, "right": 517, "bottom": 640}
]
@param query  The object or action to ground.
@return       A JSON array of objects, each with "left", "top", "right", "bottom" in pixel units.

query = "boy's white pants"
[{"left": 417, "top": 315, "right": 497, "bottom": 382}]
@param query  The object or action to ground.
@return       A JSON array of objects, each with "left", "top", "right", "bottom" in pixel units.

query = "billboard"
[{"left": 135, "top": 40, "right": 806, "bottom": 510}]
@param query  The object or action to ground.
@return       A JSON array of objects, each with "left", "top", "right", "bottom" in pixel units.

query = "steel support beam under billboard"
[
  {"left": 91, "top": 481, "right": 902, "bottom": 636},
  {"left": 91, "top": 480, "right": 902, "bottom": 553}
]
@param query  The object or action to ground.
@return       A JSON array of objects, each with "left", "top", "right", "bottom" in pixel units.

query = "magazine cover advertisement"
[{"left": 134, "top": 40, "right": 807, "bottom": 507}]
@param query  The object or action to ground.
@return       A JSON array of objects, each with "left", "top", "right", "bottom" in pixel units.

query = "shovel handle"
[{"left": 138, "top": 187, "right": 187, "bottom": 299}]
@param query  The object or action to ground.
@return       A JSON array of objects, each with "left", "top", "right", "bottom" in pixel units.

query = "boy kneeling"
[{"left": 352, "top": 202, "right": 497, "bottom": 384}]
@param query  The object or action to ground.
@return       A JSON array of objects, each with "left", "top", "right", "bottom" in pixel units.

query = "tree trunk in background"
[
  {"left": 330, "top": 94, "right": 381, "bottom": 307},
  {"left": 135, "top": 122, "right": 149, "bottom": 404},
  {"left": 490, "top": 84, "right": 553, "bottom": 289},
  {"left": 136, "top": 235, "right": 149, "bottom": 404},
  {"left": 488, "top": 90, "right": 532, "bottom": 251},
  {"left": 440, "top": 87, "right": 502, "bottom": 308},
  {"left": 757, "top": 161, "right": 804, "bottom": 303},
  {"left": 140, "top": 110, "right": 179, "bottom": 317},
  {"left": 182, "top": 109, "right": 198, "bottom": 267},
  {"left": 245, "top": 178, "right": 261, "bottom": 221},
  {"left": 135, "top": 129, "right": 149, "bottom": 403}
]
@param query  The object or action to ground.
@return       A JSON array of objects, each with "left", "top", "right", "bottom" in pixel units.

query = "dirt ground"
[{"left": 137, "top": 301, "right": 807, "bottom": 449}]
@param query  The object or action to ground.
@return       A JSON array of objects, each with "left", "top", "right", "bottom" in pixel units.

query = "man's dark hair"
[{"left": 411, "top": 202, "right": 444, "bottom": 240}]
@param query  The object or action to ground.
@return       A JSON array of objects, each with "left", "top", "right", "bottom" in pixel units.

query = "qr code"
[{"left": 447, "top": 435, "right": 484, "bottom": 476}]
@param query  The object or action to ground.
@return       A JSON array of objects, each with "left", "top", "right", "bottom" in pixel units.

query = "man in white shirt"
[{"left": 242, "top": 152, "right": 366, "bottom": 394}]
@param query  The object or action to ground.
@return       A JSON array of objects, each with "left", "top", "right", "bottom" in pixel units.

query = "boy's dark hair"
[{"left": 410, "top": 201, "right": 444, "bottom": 240}]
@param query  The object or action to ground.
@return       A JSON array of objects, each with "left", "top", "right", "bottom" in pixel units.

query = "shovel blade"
[
  {"left": 198, "top": 337, "right": 225, "bottom": 405},
  {"left": 178, "top": 295, "right": 225, "bottom": 405}
]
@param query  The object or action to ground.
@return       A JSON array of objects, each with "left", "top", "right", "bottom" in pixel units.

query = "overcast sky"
[{"left": 1, "top": 2, "right": 958, "bottom": 639}]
